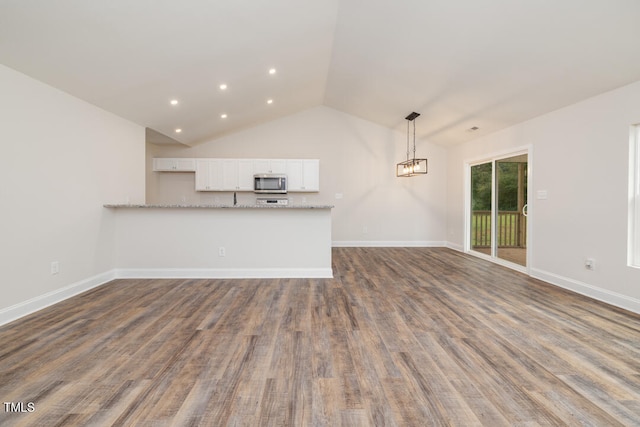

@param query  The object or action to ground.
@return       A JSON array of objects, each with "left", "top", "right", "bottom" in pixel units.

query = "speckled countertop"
[{"left": 104, "top": 204, "right": 334, "bottom": 209}]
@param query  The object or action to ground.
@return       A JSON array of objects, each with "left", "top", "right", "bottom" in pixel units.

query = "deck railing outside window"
[{"left": 472, "top": 211, "right": 527, "bottom": 248}]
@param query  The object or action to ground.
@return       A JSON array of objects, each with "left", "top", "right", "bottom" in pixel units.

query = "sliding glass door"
[
  {"left": 496, "top": 155, "right": 528, "bottom": 266},
  {"left": 470, "top": 162, "right": 493, "bottom": 255},
  {"left": 469, "top": 152, "right": 529, "bottom": 268}
]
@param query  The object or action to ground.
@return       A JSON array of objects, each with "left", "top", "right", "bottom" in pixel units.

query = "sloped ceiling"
[{"left": 2, "top": 0, "right": 640, "bottom": 146}]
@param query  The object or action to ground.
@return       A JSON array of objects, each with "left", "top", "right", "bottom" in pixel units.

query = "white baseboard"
[
  {"left": 445, "top": 241, "right": 464, "bottom": 252},
  {"left": 115, "top": 268, "right": 334, "bottom": 279},
  {"left": 0, "top": 267, "right": 333, "bottom": 326},
  {"left": 4, "top": 260, "right": 636, "bottom": 330},
  {"left": 332, "top": 240, "right": 446, "bottom": 247},
  {"left": 0, "top": 270, "right": 117, "bottom": 327},
  {"left": 530, "top": 268, "right": 640, "bottom": 315},
  {"left": 447, "top": 242, "right": 639, "bottom": 314}
]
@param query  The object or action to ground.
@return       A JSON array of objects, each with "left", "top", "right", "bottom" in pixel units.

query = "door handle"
[{"left": 522, "top": 204, "right": 528, "bottom": 217}]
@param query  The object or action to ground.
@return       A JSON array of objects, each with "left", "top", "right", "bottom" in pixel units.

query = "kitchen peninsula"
[{"left": 104, "top": 203, "right": 333, "bottom": 278}]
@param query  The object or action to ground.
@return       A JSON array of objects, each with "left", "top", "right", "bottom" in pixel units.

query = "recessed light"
[
  {"left": 221, "top": 113, "right": 228, "bottom": 119},
  {"left": 268, "top": 68, "right": 276, "bottom": 75},
  {"left": 267, "top": 99, "right": 273, "bottom": 104},
  {"left": 170, "top": 99, "right": 178, "bottom": 105},
  {"left": 219, "top": 84, "right": 227, "bottom": 90},
  {"left": 175, "top": 128, "right": 182, "bottom": 133}
]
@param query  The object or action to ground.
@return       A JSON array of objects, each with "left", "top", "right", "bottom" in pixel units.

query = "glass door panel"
[
  {"left": 470, "top": 162, "right": 493, "bottom": 256},
  {"left": 496, "top": 155, "right": 528, "bottom": 266}
]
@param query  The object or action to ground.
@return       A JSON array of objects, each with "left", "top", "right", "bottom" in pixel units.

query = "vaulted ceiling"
[{"left": 2, "top": 0, "right": 640, "bottom": 146}]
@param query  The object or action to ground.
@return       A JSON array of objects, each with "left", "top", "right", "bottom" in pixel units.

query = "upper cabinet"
[
  {"left": 253, "top": 159, "right": 287, "bottom": 174},
  {"left": 287, "top": 159, "right": 320, "bottom": 192},
  {"left": 195, "top": 159, "right": 222, "bottom": 191},
  {"left": 197, "top": 159, "right": 256, "bottom": 192},
  {"left": 222, "top": 159, "right": 254, "bottom": 191},
  {"left": 156, "top": 157, "right": 319, "bottom": 192},
  {"left": 153, "top": 158, "right": 196, "bottom": 172}
]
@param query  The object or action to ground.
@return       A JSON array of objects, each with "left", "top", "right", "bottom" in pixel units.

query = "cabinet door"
[
  {"left": 237, "top": 159, "right": 255, "bottom": 191},
  {"left": 253, "top": 159, "right": 270, "bottom": 174},
  {"left": 174, "top": 158, "right": 196, "bottom": 171},
  {"left": 153, "top": 158, "right": 195, "bottom": 171},
  {"left": 220, "top": 159, "right": 254, "bottom": 191},
  {"left": 302, "top": 159, "right": 320, "bottom": 191},
  {"left": 254, "top": 159, "right": 286, "bottom": 174},
  {"left": 221, "top": 159, "right": 239, "bottom": 190},
  {"left": 286, "top": 160, "right": 304, "bottom": 191},
  {"left": 195, "top": 159, "right": 222, "bottom": 191},
  {"left": 269, "top": 159, "right": 287, "bottom": 174},
  {"left": 286, "top": 159, "right": 319, "bottom": 192},
  {"left": 195, "top": 160, "right": 208, "bottom": 190},
  {"left": 153, "top": 158, "right": 176, "bottom": 171}
]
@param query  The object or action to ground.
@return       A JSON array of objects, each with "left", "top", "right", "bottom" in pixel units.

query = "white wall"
[
  {"left": 447, "top": 80, "right": 640, "bottom": 312},
  {"left": 0, "top": 65, "right": 145, "bottom": 321},
  {"left": 147, "top": 106, "right": 448, "bottom": 245}
]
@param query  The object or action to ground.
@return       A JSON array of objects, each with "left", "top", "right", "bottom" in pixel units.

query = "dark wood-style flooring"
[{"left": 1, "top": 248, "right": 639, "bottom": 426}]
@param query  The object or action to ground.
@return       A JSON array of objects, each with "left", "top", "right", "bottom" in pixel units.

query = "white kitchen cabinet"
[
  {"left": 195, "top": 159, "right": 223, "bottom": 191},
  {"left": 222, "top": 159, "right": 254, "bottom": 191},
  {"left": 237, "top": 159, "right": 255, "bottom": 190},
  {"left": 195, "top": 158, "right": 318, "bottom": 192},
  {"left": 252, "top": 159, "right": 269, "bottom": 174},
  {"left": 221, "top": 160, "right": 238, "bottom": 190},
  {"left": 253, "top": 159, "right": 287, "bottom": 174},
  {"left": 287, "top": 159, "right": 319, "bottom": 192},
  {"left": 197, "top": 159, "right": 254, "bottom": 191},
  {"left": 153, "top": 158, "right": 196, "bottom": 172}
]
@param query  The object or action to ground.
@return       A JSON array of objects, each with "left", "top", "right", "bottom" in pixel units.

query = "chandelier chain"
[
  {"left": 406, "top": 120, "right": 410, "bottom": 161},
  {"left": 413, "top": 119, "right": 416, "bottom": 161}
]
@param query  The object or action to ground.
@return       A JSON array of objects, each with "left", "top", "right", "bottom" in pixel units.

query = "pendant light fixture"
[{"left": 397, "top": 112, "right": 428, "bottom": 177}]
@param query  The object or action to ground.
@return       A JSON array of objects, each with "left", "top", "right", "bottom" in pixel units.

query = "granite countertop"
[{"left": 104, "top": 203, "right": 334, "bottom": 209}]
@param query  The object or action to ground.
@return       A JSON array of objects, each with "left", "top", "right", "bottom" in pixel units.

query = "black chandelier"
[{"left": 396, "top": 112, "right": 428, "bottom": 177}]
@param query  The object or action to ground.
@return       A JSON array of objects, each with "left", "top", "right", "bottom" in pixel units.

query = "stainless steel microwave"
[{"left": 254, "top": 174, "right": 287, "bottom": 194}]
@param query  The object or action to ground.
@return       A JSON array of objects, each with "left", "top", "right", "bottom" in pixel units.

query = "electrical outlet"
[
  {"left": 363, "top": 226, "right": 368, "bottom": 234},
  {"left": 585, "top": 258, "right": 595, "bottom": 271},
  {"left": 50, "top": 261, "right": 59, "bottom": 275},
  {"left": 219, "top": 247, "right": 226, "bottom": 257}
]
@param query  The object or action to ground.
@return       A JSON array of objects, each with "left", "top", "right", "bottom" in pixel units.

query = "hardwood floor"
[
  {"left": 1, "top": 247, "right": 639, "bottom": 426},
  {"left": 472, "top": 247, "right": 527, "bottom": 266}
]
